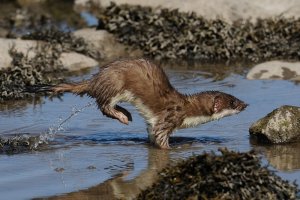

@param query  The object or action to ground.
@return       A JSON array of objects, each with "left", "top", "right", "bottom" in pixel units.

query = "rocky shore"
[{"left": 100, "top": 3, "right": 300, "bottom": 62}]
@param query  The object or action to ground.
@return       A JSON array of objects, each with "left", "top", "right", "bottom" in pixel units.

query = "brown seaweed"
[
  {"left": 137, "top": 148, "right": 298, "bottom": 200},
  {"left": 101, "top": 3, "right": 300, "bottom": 62}
]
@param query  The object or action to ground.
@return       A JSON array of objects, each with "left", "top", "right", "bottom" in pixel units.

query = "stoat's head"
[{"left": 211, "top": 92, "right": 248, "bottom": 120}]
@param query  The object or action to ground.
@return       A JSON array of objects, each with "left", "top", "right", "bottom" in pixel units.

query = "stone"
[
  {"left": 249, "top": 105, "right": 300, "bottom": 144},
  {"left": 0, "top": 38, "right": 37, "bottom": 69},
  {"left": 73, "top": 28, "right": 142, "bottom": 60},
  {"left": 247, "top": 61, "right": 300, "bottom": 81},
  {"left": 60, "top": 52, "right": 98, "bottom": 71}
]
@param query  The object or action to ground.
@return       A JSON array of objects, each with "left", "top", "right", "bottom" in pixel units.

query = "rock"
[
  {"left": 0, "top": 27, "right": 8, "bottom": 38},
  {"left": 100, "top": 3, "right": 300, "bottom": 61},
  {"left": 247, "top": 61, "right": 300, "bottom": 81},
  {"left": 0, "top": 38, "right": 37, "bottom": 69},
  {"left": 60, "top": 52, "right": 98, "bottom": 71},
  {"left": 73, "top": 28, "right": 142, "bottom": 60},
  {"left": 249, "top": 105, "right": 300, "bottom": 144},
  {"left": 75, "top": 0, "right": 300, "bottom": 23},
  {"left": 0, "top": 38, "right": 98, "bottom": 71}
]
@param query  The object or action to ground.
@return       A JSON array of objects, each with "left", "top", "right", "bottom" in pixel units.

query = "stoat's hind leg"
[{"left": 101, "top": 105, "right": 132, "bottom": 125}]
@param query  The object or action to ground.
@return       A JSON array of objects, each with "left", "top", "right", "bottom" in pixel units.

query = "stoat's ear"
[{"left": 213, "top": 95, "right": 222, "bottom": 113}]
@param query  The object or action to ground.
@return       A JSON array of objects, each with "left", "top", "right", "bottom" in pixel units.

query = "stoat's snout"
[{"left": 213, "top": 93, "right": 248, "bottom": 118}]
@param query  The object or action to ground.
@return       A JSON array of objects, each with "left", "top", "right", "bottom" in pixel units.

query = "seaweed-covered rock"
[
  {"left": 138, "top": 148, "right": 298, "bottom": 200},
  {"left": 0, "top": 134, "right": 47, "bottom": 154},
  {"left": 249, "top": 105, "right": 300, "bottom": 144},
  {"left": 0, "top": 38, "right": 98, "bottom": 71},
  {"left": 100, "top": 3, "right": 300, "bottom": 61},
  {"left": 0, "top": 28, "right": 102, "bottom": 101},
  {"left": 22, "top": 27, "right": 100, "bottom": 59},
  {"left": 0, "top": 46, "right": 64, "bottom": 101},
  {"left": 77, "top": 0, "right": 300, "bottom": 23}
]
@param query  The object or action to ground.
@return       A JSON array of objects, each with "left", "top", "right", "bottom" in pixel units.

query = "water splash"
[
  {"left": 0, "top": 101, "right": 94, "bottom": 153},
  {"left": 44, "top": 101, "right": 95, "bottom": 140}
]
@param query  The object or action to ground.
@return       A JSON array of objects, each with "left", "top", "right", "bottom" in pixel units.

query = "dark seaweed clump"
[
  {"left": 138, "top": 148, "right": 298, "bottom": 200},
  {"left": 22, "top": 28, "right": 100, "bottom": 59},
  {"left": 101, "top": 3, "right": 300, "bottom": 62},
  {"left": 0, "top": 45, "right": 65, "bottom": 101},
  {"left": 0, "top": 28, "right": 100, "bottom": 101},
  {"left": 0, "top": 134, "right": 46, "bottom": 154}
]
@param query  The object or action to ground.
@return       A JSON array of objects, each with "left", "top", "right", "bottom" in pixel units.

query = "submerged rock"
[
  {"left": 137, "top": 148, "right": 298, "bottom": 200},
  {"left": 247, "top": 61, "right": 300, "bottom": 81},
  {"left": 0, "top": 134, "right": 47, "bottom": 154},
  {"left": 249, "top": 105, "right": 300, "bottom": 144}
]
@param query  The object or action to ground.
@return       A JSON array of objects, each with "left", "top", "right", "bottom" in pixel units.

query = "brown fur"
[{"left": 50, "top": 58, "right": 247, "bottom": 149}]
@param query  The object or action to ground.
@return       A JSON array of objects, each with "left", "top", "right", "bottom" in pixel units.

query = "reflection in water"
[
  {"left": 251, "top": 142, "right": 300, "bottom": 171},
  {"left": 0, "top": 97, "right": 44, "bottom": 116},
  {"left": 47, "top": 148, "right": 171, "bottom": 200}
]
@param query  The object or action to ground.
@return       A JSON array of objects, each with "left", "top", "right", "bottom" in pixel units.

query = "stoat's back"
[{"left": 88, "top": 59, "right": 183, "bottom": 113}]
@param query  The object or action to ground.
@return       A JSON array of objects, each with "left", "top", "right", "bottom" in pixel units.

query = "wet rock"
[
  {"left": 87, "top": 165, "right": 97, "bottom": 170},
  {"left": 247, "top": 61, "right": 300, "bottom": 81},
  {"left": 54, "top": 167, "right": 65, "bottom": 173},
  {"left": 249, "top": 105, "right": 300, "bottom": 144},
  {"left": 137, "top": 148, "right": 298, "bottom": 200},
  {"left": 22, "top": 27, "right": 100, "bottom": 59},
  {"left": 0, "top": 45, "right": 65, "bottom": 101},
  {"left": 60, "top": 52, "right": 98, "bottom": 71},
  {"left": 73, "top": 28, "right": 142, "bottom": 60},
  {"left": 0, "top": 134, "right": 46, "bottom": 154},
  {"left": 100, "top": 3, "right": 300, "bottom": 61},
  {"left": 0, "top": 29, "right": 102, "bottom": 100}
]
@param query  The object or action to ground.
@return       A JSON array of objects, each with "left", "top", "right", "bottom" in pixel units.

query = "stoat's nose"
[{"left": 239, "top": 102, "right": 248, "bottom": 111}]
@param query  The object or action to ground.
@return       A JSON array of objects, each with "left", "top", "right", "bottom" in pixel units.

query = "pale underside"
[{"left": 181, "top": 109, "right": 240, "bottom": 128}]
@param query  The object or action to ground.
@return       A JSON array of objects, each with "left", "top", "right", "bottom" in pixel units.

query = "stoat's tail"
[{"left": 25, "top": 81, "right": 89, "bottom": 95}]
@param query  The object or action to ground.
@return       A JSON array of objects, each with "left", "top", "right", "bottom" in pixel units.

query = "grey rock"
[
  {"left": 73, "top": 28, "right": 142, "bottom": 59},
  {"left": 247, "top": 61, "right": 300, "bottom": 81},
  {"left": 249, "top": 105, "right": 300, "bottom": 144}
]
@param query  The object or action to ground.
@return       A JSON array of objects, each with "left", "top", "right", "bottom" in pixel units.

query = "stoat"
[{"left": 36, "top": 58, "right": 248, "bottom": 149}]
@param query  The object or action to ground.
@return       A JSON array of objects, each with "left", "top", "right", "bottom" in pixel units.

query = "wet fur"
[{"left": 46, "top": 58, "right": 247, "bottom": 149}]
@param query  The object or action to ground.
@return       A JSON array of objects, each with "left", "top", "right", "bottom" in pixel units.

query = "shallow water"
[{"left": 0, "top": 62, "right": 300, "bottom": 199}]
